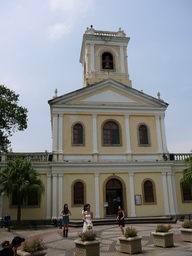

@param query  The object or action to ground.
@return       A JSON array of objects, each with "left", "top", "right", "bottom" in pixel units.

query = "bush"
[
  {"left": 22, "top": 238, "right": 47, "bottom": 253},
  {"left": 182, "top": 220, "right": 192, "bottom": 229},
  {"left": 124, "top": 227, "right": 138, "bottom": 238},
  {"left": 79, "top": 230, "right": 96, "bottom": 241},
  {"left": 156, "top": 224, "right": 171, "bottom": 232}
]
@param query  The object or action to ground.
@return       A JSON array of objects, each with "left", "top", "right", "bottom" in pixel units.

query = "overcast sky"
[{"left": 0, "top": 0, "right": 191, "bottom": 153}]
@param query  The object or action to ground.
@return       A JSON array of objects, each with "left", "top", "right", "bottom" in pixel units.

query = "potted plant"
[
  {"left": 180, "top": 220, "right": 192, "bottom": 242},
  {"left": 162, "top": 153, "right": 168, "bottom": 161},
  {"left": 118, "top": 227, "right": 142, "bottom": 254},
  {"left": 74, "top": 230, "right": 100, "bottom": 256},
  {"left": 17, "top": 238, "right": 47, "bottom": 256},
  {"left": 151, "top": 224, "right": 174, "bottom": 248}
]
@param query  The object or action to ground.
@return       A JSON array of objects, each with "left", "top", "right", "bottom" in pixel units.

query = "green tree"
[
  {"left": 181, "top": 156, "right": 192, "bottom": 189},
  {"left": 0, "top": 158, "right": 45, "bottom": 221},
  {"left": 0, "top": 85, "right": 28, "bottom": 152}
]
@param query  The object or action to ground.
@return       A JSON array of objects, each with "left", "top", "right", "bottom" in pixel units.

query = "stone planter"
[
  {"left": 180, "top": 228, "right": 192, "bottom": 242},
  {"left": 118, "top": 236, "right": 142, "bottom": 254},
  {"left": 151, "top": 232, "right": 174, "bottom": 248},
  {"left": 74, "top": 239, "right": 100, "bottom": 256},
  {"left": 17, "top": 250, "right": 47, "bottom": 256}
]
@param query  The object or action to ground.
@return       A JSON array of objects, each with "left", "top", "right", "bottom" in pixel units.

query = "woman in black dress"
[{"left": 116, "top": 205, "right": 125, "bottom": 236}]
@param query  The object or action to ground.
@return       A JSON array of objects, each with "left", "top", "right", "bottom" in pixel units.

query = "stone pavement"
[{"left": 0, "top": 221, "right": 192, "bottom": 255}]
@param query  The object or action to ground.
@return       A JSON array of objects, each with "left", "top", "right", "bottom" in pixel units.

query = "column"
[
  {"left": 52, "top": 174, "right": 57, "bottom": 219},
  {"left": 58, "top": 174, "right": 63, "bottom": 217},
  {"left": 160, "top": 116, "right": 168, "bottom": 153},
  {"left": 94, "top": 173, "right": 100, "bottom": 218},
  {"left": 171, "top": 173, "right": 179, "bottom": 214},
  {"left": 167, "top": 172, "right": 176, "bottom": 215},
  {"left": 129, "top": 173, "right": 136, "bottom": 217},
  {"left": 92, "top": 114, "right": 98, "bottom": 160},
  {"left": 161, "top": 172, "right": 170, "bottom": 215},
  {"left": 120, "top": 46, "right": 125, "bottom": 73},
  {"left": 58, "top": 114, "right": 63, "bottom": 161},
  {"left": 125, "top": 115, "right": 132, "bottom": 160},
  {"left": 91, "top": 43, "right": 95, "bottom": 73},
  {"left": 53, "top": 114, "right": 58, "bottom": 161},
  {"left": 155, "top": 116, "right": 163, "bottom": 154},
  {"left": 46, "top": 174, "right": 51, "bottom": 219}
]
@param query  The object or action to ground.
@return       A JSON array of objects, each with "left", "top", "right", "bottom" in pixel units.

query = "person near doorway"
[
  {"left": 60, "top": 203, "right": 72, "bottom": 238},
  {"left": 116, "top": 205, "right": 125, "bottom": 236}
]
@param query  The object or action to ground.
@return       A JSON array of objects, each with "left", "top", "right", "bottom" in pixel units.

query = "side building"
[{"left": 0, "top": 26, "right": 191, "bottom": 221}]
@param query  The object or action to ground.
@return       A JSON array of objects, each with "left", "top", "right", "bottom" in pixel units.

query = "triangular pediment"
[{"left": 48, "top": 79, "right": 168, "bottom": 109}]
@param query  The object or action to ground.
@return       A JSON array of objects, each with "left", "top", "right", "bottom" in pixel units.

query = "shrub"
[
  {"left": 22, "top": 238, "right": 47, "bottom": 253},
  {"left": 156, "top": 224, "right": 171, "bottom": 232},
  {"left": 79, "top": 230, "right": 96, "bottom": 241},
  {"left": 124, "top": 227, "right": 138, "bottom": 238},
  {"left": 182, "top": 220, "right": 192, "bottom": 229}
]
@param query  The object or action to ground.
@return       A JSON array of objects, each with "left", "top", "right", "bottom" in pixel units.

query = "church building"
[{"left": 0, "top": 26, "right": 191, "bottom": 221}]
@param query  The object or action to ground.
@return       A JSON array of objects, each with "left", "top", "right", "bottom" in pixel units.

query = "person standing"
[
  {"left": 82, "top": 204, "right": 87, "bottom": 225},
  {"left": 116, "top": 205, "right": 125, "bottom": 236},
  {"left": 60, "top": 204, "right": 72, "bottom": 237},
  {"left": 83, "top": 204, "right": 93, "bottom": 232}
]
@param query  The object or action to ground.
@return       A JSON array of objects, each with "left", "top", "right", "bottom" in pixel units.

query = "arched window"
[
  {"left": 139, "top": 125, "right": 149, "bottom": 145},
  {"left": 182, "top": 187, "right": 192, "bottom": 201},
  {"left": 102, "top": 52, "right": 113, "bottom": 69},
  {"left": 73, "top": 123, "right": 83, "bottom": 145},
  {"left": 103, "top": 121, "right": 120, "bottom": 145},
  {"left": 144, "top": 180, "right": 154, "bottom": 203},
  {"left": 73, "top": 182, "right": 84, "bottom": 205}
]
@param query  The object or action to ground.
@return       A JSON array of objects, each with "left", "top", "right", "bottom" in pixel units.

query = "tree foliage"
[
  {"left": 0, "top": 85, "right": 28, "bottom": 152},
  {"left": 181, "top": 156, "right": 192, "bottom": 189},
  {"left": 0, "top": 158, "right": 45, "bottom": 221}
]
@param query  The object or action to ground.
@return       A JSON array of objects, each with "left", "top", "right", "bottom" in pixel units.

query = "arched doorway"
[{"left": 106, "top": 178, "right": 123, "bottom": 216}]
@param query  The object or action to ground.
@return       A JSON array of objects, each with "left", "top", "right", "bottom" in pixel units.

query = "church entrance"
[{"left": 106, "top": 178, "right": 123, "bottom": 216}]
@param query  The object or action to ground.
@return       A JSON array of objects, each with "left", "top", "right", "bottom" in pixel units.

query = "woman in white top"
[{"left": 82, "top": 204, "right": 93, "bottom": 232}]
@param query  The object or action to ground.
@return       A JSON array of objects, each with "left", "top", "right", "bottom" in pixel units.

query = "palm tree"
[
  {"left": 0, "top": 158, "right": 45, "bottom": 221},
  {"left": 181, "top": 156, "right": 192, "bottom": 189}
]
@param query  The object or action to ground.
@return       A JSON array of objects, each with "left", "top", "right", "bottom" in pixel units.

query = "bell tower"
[{"left": 80, "top": 25, "right": 132, "bottom": 87}]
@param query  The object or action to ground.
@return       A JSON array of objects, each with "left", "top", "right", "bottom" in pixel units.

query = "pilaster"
[
  {"left": 129, "top": 173, "right": 136, "bottom": 217},
  {"left": 94, "top": 173, "right": 100, "bottom": 218}
]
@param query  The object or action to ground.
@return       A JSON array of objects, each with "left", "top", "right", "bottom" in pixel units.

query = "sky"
[{"left": 0, "top": 0, "right": 191, "bottom": 153}]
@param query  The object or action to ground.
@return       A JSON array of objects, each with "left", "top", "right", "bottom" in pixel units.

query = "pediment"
[{"left": 48, "top": 79, "right": 168, "bottom": 109}]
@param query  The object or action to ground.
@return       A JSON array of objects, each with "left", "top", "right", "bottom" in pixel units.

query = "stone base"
[
  {"left": 118, "top": 236, "right": 142, "bottom": 254},
  {"left": 17, "top": 250, "right": 47, "bottom": 256},
  {"left": 74, "top": 239, "right": 100, "bottom": 256},
  {"left": 180, "top": 228, "right": 192, "bottom": 242},
  {"left": 151, "top": 232, "right": 174, "bottom": 248}
]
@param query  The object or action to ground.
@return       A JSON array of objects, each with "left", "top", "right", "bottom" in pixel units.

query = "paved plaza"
[{"left": 0, "top": 221, "right": 192, "bottom": 255}]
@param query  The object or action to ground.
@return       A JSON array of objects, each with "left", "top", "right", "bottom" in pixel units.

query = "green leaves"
[{"left": 0, "top": 85, "right": 28, "bottom": 152}]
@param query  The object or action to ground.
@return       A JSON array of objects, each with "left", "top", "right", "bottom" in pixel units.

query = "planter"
[
  {"left": 17, "top": 250, "right": 47, "bottom": 256},
  {"left": 180, "top": 228, "right": 192, "bottom": 242},
  {"left": 151, "top": 232, "right": 174, "bottom": 248},
  {"left": 118, "top": 236, "right": 142, "bottom": 254},
  {"left": 74, "top": 239, "right": 100, "bottom": 256}
]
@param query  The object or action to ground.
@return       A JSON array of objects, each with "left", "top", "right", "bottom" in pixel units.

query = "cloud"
[
  {"left": 48, "top": 23, "right": 72, "bottom": 40},
  {"left": 48, "top": 0, "right": 94, "bottom": 40}
]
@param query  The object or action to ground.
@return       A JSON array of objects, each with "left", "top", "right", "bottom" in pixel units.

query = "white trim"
[
  {"left": 161, "top": 116, "right": 168, "bottom": 153},
  {"left": 125, "top": 115, "right": 132, "bottom": 155},
  {"left": 46, "top": 174, "right": 51, "bottom": 220},
  {"left": 58, "top": 174, "right": 63, "bottom": 218},
  {"left": 94, "top": 173, "right": 100, "bottom": 218},
  {"left": 132, "top": 155, "right": 158, "bottom": 161},
  {"left": 93, "top": 114, "right": 98, "bottom": 155},
  {"left": 171, "top": 173, "right": 179, "bottom": 214},
  {"left": 91, "top": 43, "right": 95, "bottom": 72},
  {"left": 129, "top": 173, "right": 136, "bottom": 217},
  {"left": 52, "top": 174, "right": 57, "bottom": 218},
  {"left": 53, "top": 114, "right": 57, "bottom": 159},
  {"left": 161, "top": 173, "right": 170, "bottom": 215},
  {"left": 167, "top": 172, "right": 176, "bottom": 215},
  {"left": 120, "top": 46, "right": 125, "bottom": 73},
  {"left": 156, "top": 116, "right": 163, "bottom": 154},
  {"left": 95, "top": 46, "right": 119, "bottom": 57}
]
